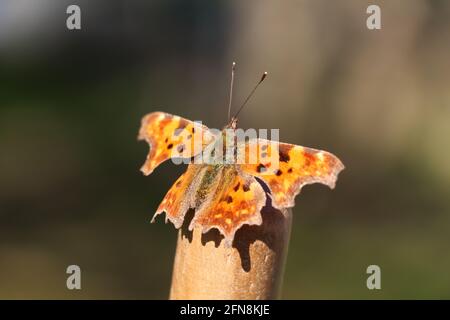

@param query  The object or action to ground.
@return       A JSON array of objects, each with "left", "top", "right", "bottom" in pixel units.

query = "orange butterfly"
[{"left": 139, "top": 63, "right": 344, "bottom": 246}]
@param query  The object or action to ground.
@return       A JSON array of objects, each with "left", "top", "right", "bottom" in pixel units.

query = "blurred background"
[{"left": 1, "top": 0, "right": 450, "bottom": 299}]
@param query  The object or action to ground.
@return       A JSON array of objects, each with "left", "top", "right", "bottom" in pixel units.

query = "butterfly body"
[
  {"left": 193, "top": 164, "right": 225, "bottom": 205},
  {"left": 139, "top": 111, "right": 344, "bottom": 246}
]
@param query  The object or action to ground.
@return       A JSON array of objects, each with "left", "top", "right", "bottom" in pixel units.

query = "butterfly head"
[{"left": 224, "top": 116, "right": 238, "bottom": 130}]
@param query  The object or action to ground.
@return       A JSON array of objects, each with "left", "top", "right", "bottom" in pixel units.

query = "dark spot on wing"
[
  {"left": 279, "top": 144, "right": 293, "bottom": 163},
  {"left": 279, "top": 152, "right": 290, "bottom": 163},
  {"left": 242, "top": 184, "right": 250, "bottom": 192},
  {"left": 167, "top": 143, "right": 173, "bottom": 149},
  {"left": 276, "top": 169, "right": 283, "bottom": 176},
  {"left": 226, "top": 196, "right": 233, "bottom": 203},
  {"left": 233, "top": 182, "right": 240, "bottom": 192},
  {"left": 256, "top": 163, "right": 266, "bottom": 173}
]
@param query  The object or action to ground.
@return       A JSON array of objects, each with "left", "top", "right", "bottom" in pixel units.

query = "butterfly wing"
[
  {"left": 153, "top": 164, "right": 205, "bottom": 228},
  {"left": 239, "top": 139, "right": 344, "bottom": 209},
  {"left": 188, "top": 166, "right": 266, "bottom": 246},
  {"left": 138, "top": 112, "right": 216, "bottom": 175},
  {"left": 154, "top": 164, "right": 266, "bottom": 246}
]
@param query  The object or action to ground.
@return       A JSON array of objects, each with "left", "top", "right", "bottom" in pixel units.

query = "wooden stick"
[{"left": 169, "top": 206, "right": 292, "bottom": 300}]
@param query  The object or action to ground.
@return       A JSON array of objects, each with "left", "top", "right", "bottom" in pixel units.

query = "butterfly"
[{"left": 138, "top": 64, "right": 344, "bottom": 246}]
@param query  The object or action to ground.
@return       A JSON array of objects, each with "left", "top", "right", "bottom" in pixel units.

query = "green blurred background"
[{"left": 1, "top": 0, "right": 450, "bottom": 299}]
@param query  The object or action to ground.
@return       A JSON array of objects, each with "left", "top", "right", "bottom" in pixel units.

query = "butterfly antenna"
[
  {"left": 232, "top": 71, "right": 267, "bottom": 120},
  {"left": 227, "top": 62, "right": 236, "bottom": 122}
]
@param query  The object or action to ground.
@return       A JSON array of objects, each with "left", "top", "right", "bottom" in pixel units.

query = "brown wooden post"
[{"left": 169, "top": 207, "right": 292, "bottom": 300}]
